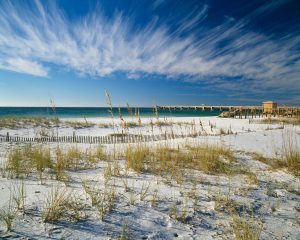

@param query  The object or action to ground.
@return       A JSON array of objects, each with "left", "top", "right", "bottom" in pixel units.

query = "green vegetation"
[
  {"left": 64, "top": 121, "right": 95, "bottom": 129},
  {"left": 82, "top": 181, "right": 117, "bottom": 220},
  {"left": 255, "top": 116, "right": 300, "bottom": 125},
  {"left": 6, "top": 145, "right": 52, "bottom": 178},
  {"left": 231, "top": 215, "right": 263, "bottom": 240},
  {"left": 0, "top": 116, "right": 60, "bottom": 129},
  {"left": 42, "top": 187, "right": 84, "bottom": 222},
  {"left": 6, "top": 144, "right": 107, "bottom": 180},
  {"left": 124, "top": 144, "right": 235, "bottom": 176},
  {"left": 252, "top": 135, "right": 300, "bottom": 176},
  {"left": 125, "top": 145, "right": 149, "bottom": 173},
  {"left": 0, "top": 207, "right": 15, "bottom": 232}
]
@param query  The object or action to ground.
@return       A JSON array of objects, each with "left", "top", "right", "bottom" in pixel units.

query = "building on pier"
[{"left": 263, "top": 101, "right": 277, "bottom": 113}]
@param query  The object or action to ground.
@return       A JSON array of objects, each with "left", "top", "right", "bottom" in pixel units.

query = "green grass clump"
[
  {"left": 6, "top": 145, "right": 107, "bottom": 180},
  {"left": 125, "top": 121, "right": 139, "bottom": 128},
  {"left": 42, "top": 187, "right": 84, "bottom": 222},
  {"left": 284, "top": 150, "right": 300, "bottom": 176},
  {"left": 82, "top": 181, "right": 117, "bottom": 220},
  {"left": 125, "top": 144, "right": 235, "bottom": 176},
  {"left": 54, "top": 146, "right": 103, "bottom": 180},
  {"left": 186, "top": 145, "right": 235, "bottom": 174},
  {"left": 257, "top": 116, "right": 300, "bottom": 125},
  {"left": 125, "top": 145, "right": 149, "bottom": 173},
  {"left": 252, "top": 133, "right": 300, "bottom": 176},
  {"left": 64, "top": 121, "right": 95, "bottom": 129},
  {"left": 0, "top": 207, "right": 15, "bottom": 232},
  {"left": 154, "top": 120, "right": 173, "bottom": 126},
  {"left": 6, "top": 145, "right": 52, "bottom": 178},
  {"left": 231, "top": 215, "right": 263, "bottom": 240},
  {"left": 273, "top": 144, "right": 300, "bottom": 176},
  {"left": 0, "top": 116, "right": 60, "bottom": 129}
]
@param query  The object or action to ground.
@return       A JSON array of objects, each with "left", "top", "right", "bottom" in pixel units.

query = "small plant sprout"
[
  {"left": 119, "top": 218, "right": 132, "bottom": 240},
  {"left": 0, "top": 197, "right": 15, "bottom": 232},
  {"left": 139, "top": 182, "right": 150, "bottom": 201},
  {"left": 42, "top": 187, "right": 71, "bottom": 223},
  {"left": 12, "top": 181, "right": 26, "bottom": 212},
  {"left": 150, "top": 189, "right": 158, "bottom": 208},
  {"left": 129, "top": 190, "right": 135, "bottom": 206}
]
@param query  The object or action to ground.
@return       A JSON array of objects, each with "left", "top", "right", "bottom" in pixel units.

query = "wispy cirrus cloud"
[
  {"left": 0, "top": 58, "right": 48, "bottom": 77},
  {"left": 0, "top": 0, "right": 299, "bottom": 95}
]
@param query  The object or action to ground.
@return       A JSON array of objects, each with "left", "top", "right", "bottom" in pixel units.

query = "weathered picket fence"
[{"left": 0, "top": 132, "right": 199, "bottom": 144}]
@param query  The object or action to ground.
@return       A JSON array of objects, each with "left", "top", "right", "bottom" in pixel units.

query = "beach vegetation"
[
  {"left": 6, "top": 145, "right": 51, "bottom": 179},
  {"left": 231, "top": 215, "right": 263, "bottom": 240},
  {"left": 124, "top": 144, "right": 235, "bottom": 176},
  {"left": 82, "top": 180, "right": 117, "bottom": 220},
  {"left": 0, "top": 206, "right": 15, "bottom": 232},
  {"left": 0, "top": 116, "right": 60, "bottom": 129},
  {"left": 42, "top": 187, "right": 84, "bottom": 222},
  {"left": 12, "top": 181, "right": 26, "bottom": 212},
  {"left": 253, "top": 116, "right": 300, "bottom": 125},
  {"left": 64, "top": 120, "right": 95, "bottom": 129},
  {"left": 5, "top": 144, "right": 106, "bottom": 181}
]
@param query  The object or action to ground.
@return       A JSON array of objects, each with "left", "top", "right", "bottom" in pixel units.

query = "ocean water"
[{"left": 0, "top": 107, "right": 221, "bottom": 118}]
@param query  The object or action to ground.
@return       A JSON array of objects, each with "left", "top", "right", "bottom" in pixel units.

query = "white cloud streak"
[
  {"left": 0, "top": 0, "right": 299, "bottom": 93},
  {"left": 0, "top": 58, "right": 48, "bottom": 77}
]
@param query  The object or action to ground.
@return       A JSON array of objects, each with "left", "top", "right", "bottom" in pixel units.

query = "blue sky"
[{"left": 0, "top": 0, "right": 299, "bottom": 107}]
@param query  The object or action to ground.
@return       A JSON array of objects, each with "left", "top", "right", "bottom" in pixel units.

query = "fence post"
[{"left": 6, "top": 132, "right": 9, "bottom": 142}]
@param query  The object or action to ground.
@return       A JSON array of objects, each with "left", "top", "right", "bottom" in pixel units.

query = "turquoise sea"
[{"left": 0, "top": 107, "right": 221, "bottom": 118}]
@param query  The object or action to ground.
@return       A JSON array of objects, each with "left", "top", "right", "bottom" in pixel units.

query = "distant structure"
[
  {"left": 263, "top": 101, "right": 278, "bottom": 113},
  {"left": 156, "top": 101, "right": 300, "bottom": 118}
]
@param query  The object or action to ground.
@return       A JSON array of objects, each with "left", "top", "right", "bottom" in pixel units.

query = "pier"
[{"left": 156, "top": 103, "right": 300, "bottom": 118}]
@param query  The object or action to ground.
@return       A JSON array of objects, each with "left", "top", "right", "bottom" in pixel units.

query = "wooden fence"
[{"left": 0, "top": 132, "right": 198, "bottom": 144}]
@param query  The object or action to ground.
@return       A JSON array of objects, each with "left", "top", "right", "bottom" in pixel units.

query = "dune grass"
[
  {"left": 231, "top": 215, "right": 263, "bottom": 240},
  {"left": 42, "top": 187, "right": 84, "bottom": 223},
  {"left": 64, "top": 121, "right": 95, "bottom": 129},
  {"left": 0, "top": 116, "right": 60, "bottom": 129},
  {"left": 274, "top": 135, "right": 300, "bottom": 176},
  {"left": 81, "top": 181, "right": 117, "bottom": 220},
  {"left": 124, "top": 143, "right": 235, "bottom": 176},
  {"left": 125, "top": 145, "right": 149, "bottom": 173},
  {"left": 5, "top": 144, "right": 107, "bottom": 180},
  {"left": 6, "top": 145, "right": 52, "bottom": 179},
  {"left": 255, "top": 116, "right": 300, "bottom": 125},
  {"left": 0, "top": 206, "right": 15, "bottom": 232},
  {"left": 252, "top": 132, "right": 300, "bottom": 176}
]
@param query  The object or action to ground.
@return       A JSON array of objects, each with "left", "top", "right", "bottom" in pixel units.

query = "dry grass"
[
  {"left": 64, "top": 121, "right": 95, "bottom": 129},
  {"left": 0, "top": 206, "right": 15, "bottom": 232},
  {"left": 12, "top": 181, "right": 26, "bottom": 212},
  {"left": 185, "top": 145, "right": 235, "bottom": 174},
  {"left": 251, "top": 153, "right": 270, "bottom": 165},
  {"left": 280, "top": 134, "right": 300, "bottom": 176},
  {"left": 252, "top": 136, "right": 300, "bottom": 176},
  {"left": 82, "top": 181, "right": 117, "bottom": 220},
  {"left": 125, "top": 145, "right": 149, "bottom": 173},
  {"left": 0, "top": 116, "right": 59, "bottom": 129},
  {"left": 6, "top": 144, "right": 107, "bottom": 180},
  {"left": 125, "top": 121, "right": 139, "bottom": 128},
  {"left": 97, "top": 123, "right": 113, "bottom": 128},
  {"left": 42, "top": 187, "right": 71, "bottom": 222},
  {"left": 215, "top": 194, "right": 245, "bottom": 213},
  {"left": 6, "top": 145, "right": 52, "bottom": 179},
  {"left": 255, "top": 116, "right": 300, "bottom": 125},
  {"left": 245, "top": 172, "right": 259, "bottom": 186},
  {"left": 42, "top": 187, "right": 84, "bottom": 223},
  {"left": 252, "top": 133, "right": 300, "bottom": 176},
  {"left": 124, "top": 144, "right": 235, "bottom": 177},
  {"left": 231, "top": 215, "right": 263, "bottom": 240}
]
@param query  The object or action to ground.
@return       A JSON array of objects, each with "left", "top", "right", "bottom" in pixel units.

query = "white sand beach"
[{"left": 0, "top": 116, "right": 299, "bottom": 239}]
